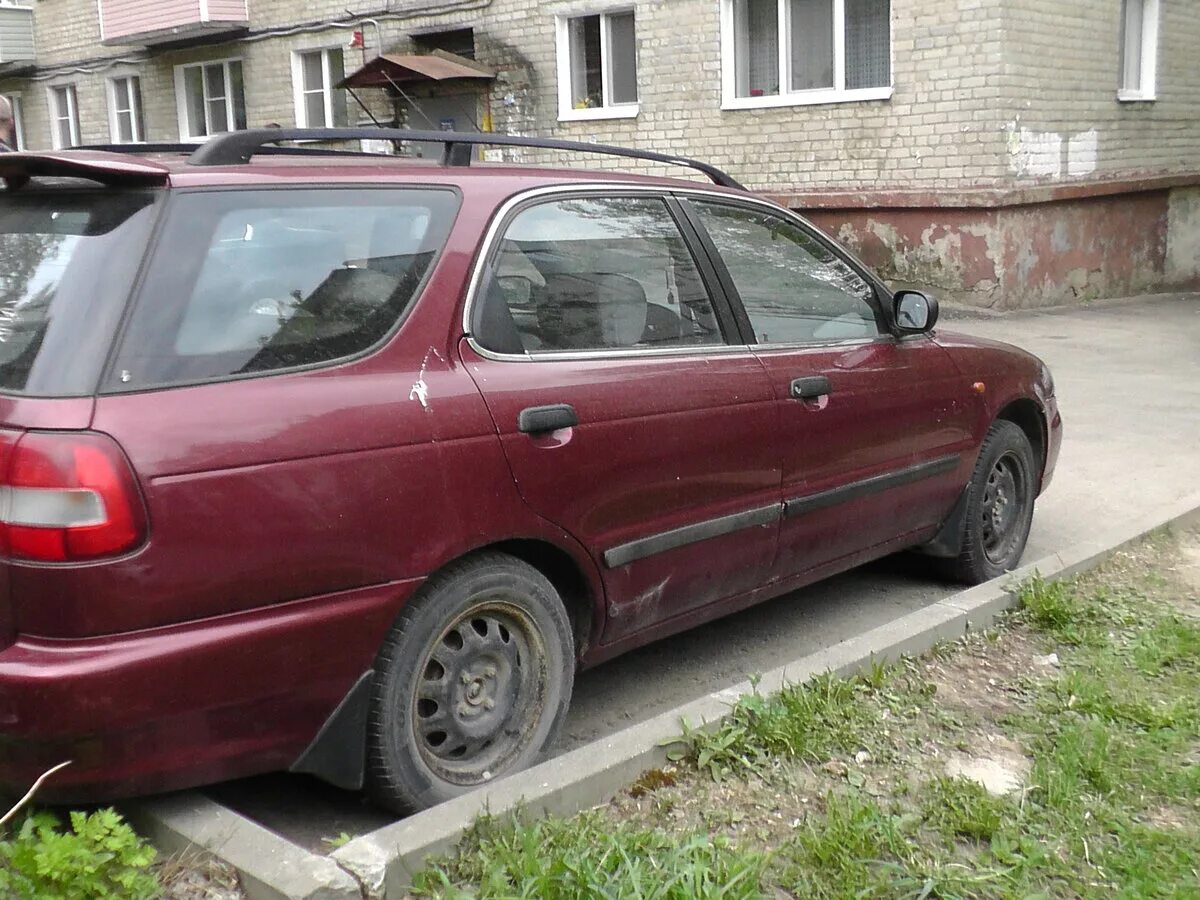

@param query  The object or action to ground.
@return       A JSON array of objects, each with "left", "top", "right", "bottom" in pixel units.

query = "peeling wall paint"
[
  {"left": 809, "top": 185, "right": 1197, "bottom": 309},
  {"left": 816, "top": 208, "right": 1007, "bottom": 306},
  {"left": 1166, "top": 187, "right": 1200, "bottom": 287}
]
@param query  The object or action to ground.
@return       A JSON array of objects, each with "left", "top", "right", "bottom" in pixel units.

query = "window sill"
[
  {"left": 722, "top": 86, "right": 892, "bottom": 110},
  {"left": 557, "top": 104, "right": 640, "bottom": 122},
  {"left": 1117, "top": 90, "right": 1156, "bottom": 103}
]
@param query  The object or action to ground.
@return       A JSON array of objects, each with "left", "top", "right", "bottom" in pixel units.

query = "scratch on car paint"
[
  {"left": 409, "top": 347, "right": 444, "bottom": 412},
  {"left": 626, "top": 575, "right": 671, "bottom": 623},
  {"left": 409, "top": 378, "right": 429, "bottom": 409}
]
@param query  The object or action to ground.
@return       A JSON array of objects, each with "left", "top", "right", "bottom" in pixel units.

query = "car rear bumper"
[{"left": 0, "top": 578, "right": 420, "bottom": 802}]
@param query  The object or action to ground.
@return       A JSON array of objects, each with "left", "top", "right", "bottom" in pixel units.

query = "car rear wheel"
[
  {"left": 366, "top": 553, "right": 574, "bottom": 814},
  {"left": 942, "top": 419, "right": 1037, "bottom": 585}
]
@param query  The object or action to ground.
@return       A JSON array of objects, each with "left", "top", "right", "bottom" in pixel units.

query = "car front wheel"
[
  {"left": 366, "top": 553, "right": 575, "bottom": 814},
  {"left": 943, "top": 419, "right": 1038, "bottom": 584}
]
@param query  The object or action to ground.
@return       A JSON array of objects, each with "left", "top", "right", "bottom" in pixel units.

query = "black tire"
[
  {"left": 366, "top": 552, "right": 574, "bottom": 815},
  {"left": 941, "top": 420, "right": 1038, "bottom": 585}
]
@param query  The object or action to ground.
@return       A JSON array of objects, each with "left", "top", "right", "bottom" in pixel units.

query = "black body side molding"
[
  {"left": 604, "top": 504, "right": 781, "bottom": 568},
  {"left": 784, "top": 455, "right": 961, "bottom": 518}
]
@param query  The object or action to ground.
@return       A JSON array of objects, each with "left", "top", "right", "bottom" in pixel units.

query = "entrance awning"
[{"left": 337, "top": 49, "right": 495, "bottom": 89}]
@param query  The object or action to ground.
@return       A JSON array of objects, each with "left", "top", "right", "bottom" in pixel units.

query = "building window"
[
  {"left": 3, "top": 93, "right": 24, "bottom": 150},
  {"left": 48, "top": 84, "right": 80, "bottom": 149},
  {"left": 175, "top": 59, "right": 247, "bottom": 139},
  {"left": 108, "top": 75, "right": 145, "bottom": 143},
  {"left": 412, "top": 27, "right": 476, "bottom": 59},
  {"left": 292, "top": 48, "right": 348, "bottom": 128},
  {"left": 1119, "top": 0, "right": 1158, "bottom": 101},
  {"left": 555, "top": 10, "right": 638, "bottom": 121},
  {"left": 721, "top": 0, "right": 891, "bottom": 109}
]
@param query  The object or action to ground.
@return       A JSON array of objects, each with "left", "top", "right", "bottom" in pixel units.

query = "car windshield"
[{"left": 0, "top": 186, "right": 159, "bottom": 395}]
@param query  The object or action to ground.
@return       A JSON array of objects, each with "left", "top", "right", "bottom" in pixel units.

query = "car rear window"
[
  {"left": 0, "top": 187, "right": 159, "bottom": 396},
  {"left": 108, "top": 188, "right": 459, "bottom": 391}
]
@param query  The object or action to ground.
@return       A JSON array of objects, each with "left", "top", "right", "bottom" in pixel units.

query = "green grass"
[
  {"left": 414, "top": 535, "right": 1200, "bottom": 898},
  {"left": 0, "top": 809, "right": 159, "bottom": 900},
  {"left": 410, "top": 811, "right": 765, "bottom": 899},
  {"left": 921, "top": 776, "right": 1012, "bottom": 842},
  {"left": 673, "top": 672, "right": 892, "bottom": 781}
]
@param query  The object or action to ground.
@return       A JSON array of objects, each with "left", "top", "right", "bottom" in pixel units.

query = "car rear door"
[
  {"left": 680, "top": 197, "right": 976, "bottom": 581},
  {"left": 461, "top": 190, "right": 780, "bottom": 646}
]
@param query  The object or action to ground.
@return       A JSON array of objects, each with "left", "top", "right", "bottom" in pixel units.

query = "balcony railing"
[
  {"left": 0, "top": 5, "right": 35, "bottom": 67},
  {"left": 99, "top": 0, "right": 249, "bottom": 47}
]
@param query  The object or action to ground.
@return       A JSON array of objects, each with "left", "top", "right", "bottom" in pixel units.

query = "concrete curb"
[
  {"left": 331, "top": 489, "right": 1200, "bottom": 898},
  {"left": 123, "top": 794, "right": 360, "bottom": 900}
]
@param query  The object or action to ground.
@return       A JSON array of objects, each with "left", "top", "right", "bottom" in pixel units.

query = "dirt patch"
[
  {"left": 1144, "top": 806, "right": 1194, "bottom": 832},
  {"left": 924, "top": 628, "right": 1045, "bottom": 720},
  {"left": 945, "top": 735, "right": 1030, "bottom": 797},
  {"left": 157, "top": 850, "right": 243, "bottom": 900},
  {"left": 1166, "top": 529, "right": 1200, "bottom": 618},
  {"left": 607, "top": 626, "right": 1045, "bottom": 843}
]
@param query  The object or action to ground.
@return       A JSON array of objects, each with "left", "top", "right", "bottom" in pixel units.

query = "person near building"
[{"left": 0, "top": 97, "right": 15, "bottom": 151}]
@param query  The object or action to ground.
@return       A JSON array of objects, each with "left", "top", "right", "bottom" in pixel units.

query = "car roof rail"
[
  {"left": 74, "top": 142, "right": 204, "bottom": 155},
  {"left": 75, "top": 141, "right": 387, "bottom": 159},
  {"left": 185, "top": 128, "right": 746, "bottom": 190}
]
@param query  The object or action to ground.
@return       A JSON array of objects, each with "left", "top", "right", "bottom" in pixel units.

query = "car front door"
[
  {"left": 681, "top": 197, "right": 977, "bottom": 582},
  {"left": 461, "top": 191, "right": 781, "bottom": 646}
]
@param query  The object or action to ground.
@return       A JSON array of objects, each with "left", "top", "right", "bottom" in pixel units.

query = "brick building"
[{"left": 1, "top": 0, "right": 1197, "bottom": 307}]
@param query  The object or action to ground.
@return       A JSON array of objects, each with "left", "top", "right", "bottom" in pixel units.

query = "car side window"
[
  {"left": 690, "top": 201, "right": 880, "bottom": 345},
  {"left": 109, "top": 188, "right": 459, "bottom": 390},
  {"left": 474, "top": 196, "right": 725, "bottom": 354}
]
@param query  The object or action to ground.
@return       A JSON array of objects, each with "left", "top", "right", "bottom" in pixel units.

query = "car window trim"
[
  {"left": 98, "top": 183, "right": 463, "bottom": 395},
  {"left": 662, "top": 195, "right": 745, "bottom": 345},
  {"left": 464, "top": 187, "right": 742, "bottom": 362},
  {"left": 675, "top": 195, "right": 894, "bottom": 345}
]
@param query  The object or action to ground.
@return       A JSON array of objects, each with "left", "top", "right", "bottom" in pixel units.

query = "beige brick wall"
[
  {"left": 2, "top": 0, "right": 1196, "bottom": 194},
  {"left": 998, "top": 0, "right": 1200, "bottom": 184}
]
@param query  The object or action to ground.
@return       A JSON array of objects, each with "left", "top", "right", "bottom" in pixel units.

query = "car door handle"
[
  {"left": 790, "top": 376, "right": 832, "bottom": 400},
  {"left": 517, "top": 404, "right": 579, "bottom": 434}
]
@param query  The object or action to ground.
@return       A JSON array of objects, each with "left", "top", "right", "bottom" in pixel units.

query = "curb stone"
[
  {"left": 123, "top": 793, "right": 360, "bottom": 900},
  {"left": 332, "top": 489, "right": 1200, "bottom": 898}
]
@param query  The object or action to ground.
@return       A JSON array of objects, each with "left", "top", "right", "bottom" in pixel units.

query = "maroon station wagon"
[{"left": 0, "top": 130, "right": 1060, "bottom": 814}]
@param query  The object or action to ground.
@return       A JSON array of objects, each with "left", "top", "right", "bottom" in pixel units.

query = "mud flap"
[
  {"left": 289, "top": 670, "right": 372, "bottom": 791},
  {"left": 916, "top": 486, "right": 970, "bottom": 558}
]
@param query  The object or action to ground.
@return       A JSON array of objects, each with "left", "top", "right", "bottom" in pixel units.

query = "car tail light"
[{"left": 0, "top": 432, "right": 147, "bottom": 562}]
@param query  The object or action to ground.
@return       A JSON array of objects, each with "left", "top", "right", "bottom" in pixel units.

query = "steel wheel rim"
[
  {"left": 980, "top": 450, "right": 1027, "bottom": 565},
  {"left": 410, "top": 597, "right": 548, "bottom": 787}
]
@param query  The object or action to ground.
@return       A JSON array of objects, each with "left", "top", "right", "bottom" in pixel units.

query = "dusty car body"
[{"left": 0, "top": 130, "right": 1060, "bottom": 813}]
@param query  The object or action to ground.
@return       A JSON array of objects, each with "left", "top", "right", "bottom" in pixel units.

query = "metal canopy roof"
[{"left": 337, "top": 49, "right": 495, "bottom": 89}]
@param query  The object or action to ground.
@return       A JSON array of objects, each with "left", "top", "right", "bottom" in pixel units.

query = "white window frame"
[
  {"left": 174, "top": 57, "right": 246, "bottom": 140},
  {"left": 1118, "top": 0, "right": 1158, "bottom": 102},
  {"left": 3, "top": 92, "right": 25, "bottom": 150},
  {"left": 47, "top": 83, "right": 81, "bottom": 149},
  {"left": 555, "top": 9, "right": 640, "bottom": 122},
  {"left": 720, "top": 0, "right": 892, "bottom": 110},
  {"left": 291, "top": 47, "right": 346, "bottom": 128},
  {"left": 107, "top": 73, "right": 145, "bottom": 143}
]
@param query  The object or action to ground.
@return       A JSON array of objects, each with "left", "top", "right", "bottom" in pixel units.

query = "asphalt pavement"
[{"left": 206, "top": 293, "right": 1200, "bottom": 853}]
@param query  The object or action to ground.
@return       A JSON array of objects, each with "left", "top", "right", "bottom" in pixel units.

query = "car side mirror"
[{"left": 892, "top": 290, "right": 939, "bottom": 334}]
